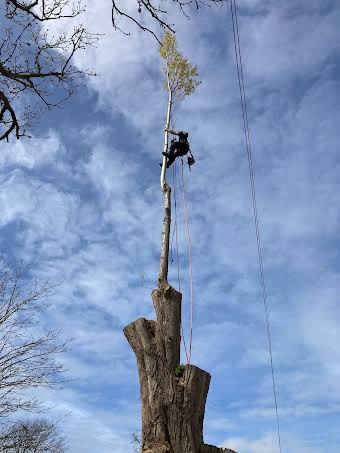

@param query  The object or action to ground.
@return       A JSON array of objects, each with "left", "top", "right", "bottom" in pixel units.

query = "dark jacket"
[{"left": 178, "top": 131, "right": 189, "bottom": 143}]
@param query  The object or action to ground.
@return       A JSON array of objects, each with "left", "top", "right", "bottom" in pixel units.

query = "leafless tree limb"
[
  {"left": 0, "top": 0, "right": 98, "bottom": 141},
  {"left": 130, "top": 432, "right": 141, "bottom": 453},
  {"left": 6, "top": 0, "right": 84, "bottom": 22},
  {"left": 0, "top": 256, "right": 68, "bottom": 417},
  {"left": 112, "top": 0, "right": 228, "bottom": 42},
  {"left": 0, "top": 89, "right": 19, "bottom": 140},
  {"left": 0, "top": 418, "right": 67, "bottom": 452}
]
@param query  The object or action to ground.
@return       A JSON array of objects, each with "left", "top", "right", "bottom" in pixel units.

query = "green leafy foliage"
[
  {"left": 160, "top": 32, "right": 201, "bottom": 102},
  {"left": 175, "top": 364, "right": 186, "bottom": 377}
]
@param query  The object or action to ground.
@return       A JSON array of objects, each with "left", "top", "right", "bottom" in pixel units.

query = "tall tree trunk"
[
  {"left": 160, "top": 85, "right": 172, "bottom": 191},
  {"left": 124, "top": 195, "right": 236, "bottom": 453},
  {"left": 158, "top": 184, "right": 171, "bottom": 289},
  {"left": 159, "top": 80, "right": 172, "bottom": 288},
  {"left": 124, "top": 70, "right": 236, "bottom": 453}
]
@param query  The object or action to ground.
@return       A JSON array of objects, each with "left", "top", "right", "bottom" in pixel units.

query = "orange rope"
[
  {"left": 172, "top": 163, "right": 181, "bottom": 292},
  {"left": 180, "top": 158, "right": 194, "bottom": 365},
  {"left": 173, "top": 160, "right": 189, "bottom": 363}
]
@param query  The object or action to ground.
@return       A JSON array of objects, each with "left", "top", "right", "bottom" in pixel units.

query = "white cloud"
[
  {"left": 239, "top": 3, "right": 340, "bottom": 86},
  {"left": 0, "top": 170, "right": 80, "bottom": 259},
  {"left": 0, "top": 131, "right": 63, "bottom": 169}
]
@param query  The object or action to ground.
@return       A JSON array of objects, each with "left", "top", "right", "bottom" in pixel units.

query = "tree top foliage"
[{"left": 160, "top": 32, "right": 201, "bottom": 102}]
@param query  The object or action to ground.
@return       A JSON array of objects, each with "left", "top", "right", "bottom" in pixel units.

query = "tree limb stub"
[{"left": 124, "top": 287, "right": 237, "bottom": 453}]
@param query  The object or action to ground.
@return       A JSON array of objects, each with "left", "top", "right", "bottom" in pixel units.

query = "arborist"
[{"left": 160, "top": 128, "right": 195, "bottom": 169}]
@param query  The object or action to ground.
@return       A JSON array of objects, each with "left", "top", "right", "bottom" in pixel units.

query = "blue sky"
[{"left": 1, "top": 0, "right": 340, "bottom": 452}]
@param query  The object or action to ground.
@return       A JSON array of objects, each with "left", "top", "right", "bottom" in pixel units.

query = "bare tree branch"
[
  {"left": 6, "top": 0, "right": 84, "bottom": 22},
  {"left": 0, "top": 257, "right": 68, "bottom": 417},
  {"left": 0, "top": 0, "right": 98, "bottom": 141},
  {"left": 112, "top": 0, "right": 228, "bottom": 40},
  {"left": 0, "top": 418, "right": 67, "bottom": 452},
  {"left": 130, "top": 432, "right": 141, "bottom": 453},
  {"left": 0, "top": 90, "right": 19, "bottom": 140}
]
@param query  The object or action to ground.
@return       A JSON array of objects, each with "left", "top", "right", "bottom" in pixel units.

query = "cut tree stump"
[{"left": 124, "top": 286, "right": 237, "bottom": 453}]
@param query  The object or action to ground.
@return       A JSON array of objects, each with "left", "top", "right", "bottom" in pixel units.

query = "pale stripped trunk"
[
  {"left": 158, "top": 84, "right": 172, "bottom": 288},
  {"left": 160, "top": 77, "right": 172, "bottom": 190}
]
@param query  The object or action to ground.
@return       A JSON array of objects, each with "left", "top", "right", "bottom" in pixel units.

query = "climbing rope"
[
  {"left": 167, "top": 119, "right": 194, "bottom": 365},
  {"left": 172, "top": 162, "right": 181, "bottom": 293},
  {"left": 172, "top": 161, "right": 189, "bottom": 363},
  {"left": 229, "top": 0, "right": 282, "bottom": 451},
  {"left": 180, "top": 158, "right": 194, "bottom": 365}
]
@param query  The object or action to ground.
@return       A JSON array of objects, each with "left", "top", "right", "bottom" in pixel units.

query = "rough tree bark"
[
  {"left": 123, "top": 175, "right": 236, "bottom": 452},
  {"left": 124, "top": 286, "right": 236, "bottom": 453}
]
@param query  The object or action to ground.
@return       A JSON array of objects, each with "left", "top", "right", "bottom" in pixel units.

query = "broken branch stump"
[{"left": 124, "top": 286, "right": 236, "bottom": 453}]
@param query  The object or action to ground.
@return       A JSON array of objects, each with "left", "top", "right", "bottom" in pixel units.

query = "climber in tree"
[{"left": 162, "top": 128, "right": 190, "bottom": 168}]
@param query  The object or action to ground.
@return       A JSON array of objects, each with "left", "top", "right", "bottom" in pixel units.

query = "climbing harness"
[{"left": 229, "top": 0, "right": 282, "bottom": 451}]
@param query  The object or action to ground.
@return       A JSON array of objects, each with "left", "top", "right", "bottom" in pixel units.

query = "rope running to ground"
[
  {"left": 172, "top": 159, "right": 189, "bottom": 363},
  {"left": 180, "top": 158, "right": 194, "bottom": 365},
  {"left": 229, "top": 0, "right": 282, "bottom": 451}
]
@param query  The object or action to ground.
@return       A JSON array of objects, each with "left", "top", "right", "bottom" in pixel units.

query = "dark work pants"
[{"left": 166, "top": 142, "right": 189, "bottom": 168}]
